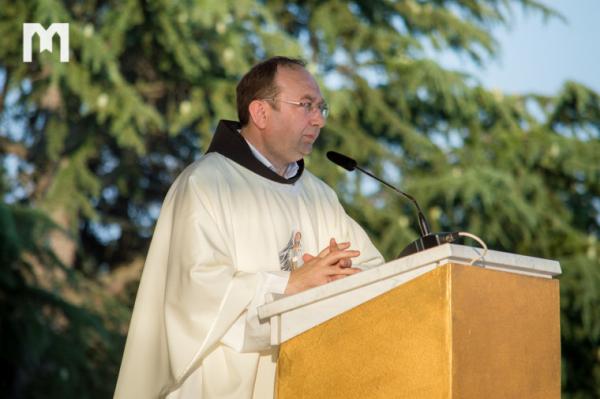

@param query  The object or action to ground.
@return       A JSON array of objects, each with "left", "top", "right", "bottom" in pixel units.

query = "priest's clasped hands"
[{"left": 284, "top": 238, "right": 362, "bottom": 295}]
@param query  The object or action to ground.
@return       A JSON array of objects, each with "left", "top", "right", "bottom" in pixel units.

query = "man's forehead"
[{"left": 275, "top": 66, "right": 323, "bottom": 99}]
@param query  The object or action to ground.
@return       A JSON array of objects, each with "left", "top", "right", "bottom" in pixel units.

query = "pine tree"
[{"left": 1, "top": 0, "right": 598, "bottom": 396}]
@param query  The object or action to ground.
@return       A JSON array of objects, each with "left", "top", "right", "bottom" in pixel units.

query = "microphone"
[
  {"left": 327, "top": 151, "right": 431, "bottom": 236},
  {"left": 326, "top": 151, "right": 459, "bottom": 258}
]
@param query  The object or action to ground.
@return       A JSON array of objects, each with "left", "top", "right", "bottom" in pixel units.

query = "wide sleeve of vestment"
[
  {"left": 307, "top": 172, "right": 385, "bottom": 270},
  {"left": 114, "top": 160, "right": 260, "bottom": 398},
  {"left": 338, "top": 207, "right": 385, "bottom": 269}
]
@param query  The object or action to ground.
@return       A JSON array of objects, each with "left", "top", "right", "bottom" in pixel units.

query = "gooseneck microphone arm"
[
  {"left": 326, "top": 150, "right": 461, "bottom": 258},
  {"left": 326, "top": 151, "right": 431, "bottom": 237},
  {"left": 352, "top": 164, "right": 432, "bottom": 237}
]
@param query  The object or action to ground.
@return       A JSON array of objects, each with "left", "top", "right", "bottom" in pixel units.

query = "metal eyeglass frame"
[{"left": 262, "top": 98, "right": 329, "bottom": 119}]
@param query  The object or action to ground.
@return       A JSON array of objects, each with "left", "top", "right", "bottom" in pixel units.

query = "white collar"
[{"left": 242, "top": 136, "right": 299, "bottom": 179}]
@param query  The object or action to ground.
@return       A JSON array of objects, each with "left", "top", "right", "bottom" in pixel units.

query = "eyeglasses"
[{"left": 264, "top": 98, "right": 329, "bottom": 119}]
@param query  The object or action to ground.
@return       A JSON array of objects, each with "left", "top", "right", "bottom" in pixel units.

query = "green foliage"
[
  {"left": 0, "top": 0, "right": 598, "bottom": 397},
  {"left": 0, "top": 203, "right": 125, "bottom": 398}
]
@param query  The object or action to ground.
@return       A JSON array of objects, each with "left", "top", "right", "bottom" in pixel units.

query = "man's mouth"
[{"left": 303, "top": 133, "right": 319, "bottom": 141}]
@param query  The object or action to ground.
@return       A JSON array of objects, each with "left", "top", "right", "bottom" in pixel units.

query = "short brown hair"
[{"left": 236, "top": 56, "right": 306, "bottom": 126}]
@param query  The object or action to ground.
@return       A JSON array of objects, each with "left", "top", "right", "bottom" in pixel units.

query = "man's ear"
[{"left": 248, "top": 100, "right": 269, "bottom": 129}]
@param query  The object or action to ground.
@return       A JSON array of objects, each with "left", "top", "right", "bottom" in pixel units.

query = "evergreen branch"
[
  {"left": 0, "top": 136, "right": 29, "bottom": 158},
  {"left": 0, "top": 68, "right": 9, "bottom": 115}
]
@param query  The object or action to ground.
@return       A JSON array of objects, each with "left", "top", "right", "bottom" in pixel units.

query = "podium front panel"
[
  {"left": 276, "top": 265, "right": 453, "bottom": 398},
  {"left": 275, "top": 263, "right": 560, "bottom": 398}
]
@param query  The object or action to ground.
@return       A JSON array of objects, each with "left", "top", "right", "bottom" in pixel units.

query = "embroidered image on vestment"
[{"left": 279, "top": 231, "right": 303, "bottom": 271}]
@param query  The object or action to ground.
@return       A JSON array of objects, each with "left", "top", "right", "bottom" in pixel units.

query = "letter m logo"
[{"left": 23, "top": 23, "right": 70, "bottom": 63}]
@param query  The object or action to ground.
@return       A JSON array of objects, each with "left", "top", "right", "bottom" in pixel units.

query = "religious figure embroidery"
[{"left": 279, "top": 231, "right": 303, "bottom": 271}]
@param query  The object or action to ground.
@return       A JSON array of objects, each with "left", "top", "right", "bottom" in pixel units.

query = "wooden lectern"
[{"left": 258, "top": 244, "right": 561, "bottom": 399}]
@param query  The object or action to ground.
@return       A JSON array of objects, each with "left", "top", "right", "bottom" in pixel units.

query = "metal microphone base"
[{"left": 397, "top": 232, "right": 460, "bottom": 258}]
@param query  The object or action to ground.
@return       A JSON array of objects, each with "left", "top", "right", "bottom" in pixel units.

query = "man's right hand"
[{"left": 284, "top": 239, "right": 361, "bottom": 295}]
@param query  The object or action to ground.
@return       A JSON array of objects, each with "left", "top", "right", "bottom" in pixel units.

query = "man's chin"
[{"left": 299, "top": 144, "right": 314, "bottom": 157}]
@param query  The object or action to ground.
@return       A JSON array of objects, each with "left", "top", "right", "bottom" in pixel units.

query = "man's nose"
[{"left": 310, "top": 109, "right": 326, "bottom": 128}]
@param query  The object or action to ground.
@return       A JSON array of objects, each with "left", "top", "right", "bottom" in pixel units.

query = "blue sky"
[{"left": 443, "top": 0, "right": 600, "bottom": 95}]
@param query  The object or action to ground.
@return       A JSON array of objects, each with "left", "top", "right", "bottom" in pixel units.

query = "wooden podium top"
[{"left": 257, "top": 243, "right": 561, "bottom": 345}]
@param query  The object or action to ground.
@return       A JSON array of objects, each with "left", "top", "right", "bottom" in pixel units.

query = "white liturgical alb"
[{"left": 114, "top": 120, "right": 384, "bottom": 398}]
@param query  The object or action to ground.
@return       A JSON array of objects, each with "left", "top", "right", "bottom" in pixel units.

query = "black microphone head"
[{"left": 326, "top": 151, "right": 357, "bottom": 171}]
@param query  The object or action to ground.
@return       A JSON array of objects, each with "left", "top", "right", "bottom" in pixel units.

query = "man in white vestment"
[{"left": 114, "top": 56, "right": 385, "bottom": 398}]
